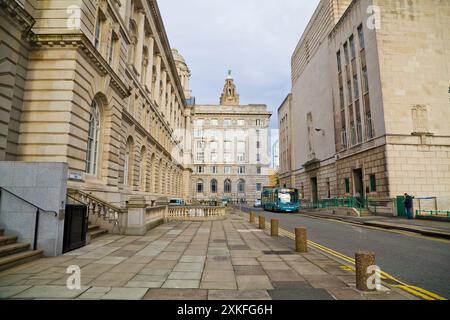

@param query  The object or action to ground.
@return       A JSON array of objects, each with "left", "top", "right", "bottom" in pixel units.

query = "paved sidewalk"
[
  {"left": 0, "top": 211, "right": 412, "bottom": 300},
  {"left": 302, "top": 210, "right": 450, "bottom": 239}
]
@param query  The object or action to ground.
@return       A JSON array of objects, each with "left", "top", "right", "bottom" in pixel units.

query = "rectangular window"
[
  {"left": 197, "top": 182, "right": 203, "bottom": 193},
  {"left": 237, "top": 153, "right": 245, "bottom": 162},
  {"left": 339, "top": 87, "right": 345, "bottom": 108},
  {"left": 210, "top": 119, "right": 218, "bottom": 126},
  {"left": 358, "top": 24, "right": 365, "bottom": 49},
  {"left": 212, "top": 166, "right": 218, "bottom": 174},
  {"left": 256, "top": 154, "right": 261, "bottom": 162},
  {"left": 197, "top": 141, "right": 205, "bottom": 149},
  {"left": 195, "top": 119, "right": 204, "bottom": 127},
  {"left": 353, "top": 75, "right": 359, "bottom": 100},
  {"left": 343, "top": 43, "right": 349, "bottom": 65},
  {"left": 370, "top": 175, "right": 377, "bottom": 192},
  {"left": 238, "top": 166, "right": 245, "bottom": 174},
  {"left": 196, "top": 166, "right": 204, "bottom": 173},
  {"left": 256, "top": 141, "right": 261, "bottom": 149},
  {"left": 196, "top": 152, "right": 204, "bottom": 162},
  {"left": 347, "top": 81, "right": 352, "bottom": 104},
  {"left": 94, "top": 14, "right": 103, "bottom": 50},
  {"left": 256, "top": 183, "right": 262, "bottom": 192},
  {"left": 223, "top": 152, "right": 231, "bottom": 163},
  {"left": 210, "top": 152, "right": 218, "bottom": 162},
  {"left": 349, "top": 35, "right": 356, "bottom": 59},
  {"left": 336, "top": 51, "right": 342, "bottom": 73},
  {"left": 345, "top": 178, "right": 350, "bottom": 193},
  {"left": 224, "top": 119, "right": 231, "bottom": 127},
  {"left": 237, "top": 119, "right": 245, "bottom": 126},
  {"left": 224, "top": 166, "right": 231, "bottom": 174},
  {"left": 194, "top": 129, "right": 204, "bottom": 138},
  {"left": 362, "top": 67, "right": 369, "bottom": 93},
  {"left": 256, "top": 119, "right": 261, "bottom": 126},
  {"left": 108, "top": 34, "right": 116, "bottom": 65},
  {"left": 257, "top": 166, "right": 262, "bottom": 174}
]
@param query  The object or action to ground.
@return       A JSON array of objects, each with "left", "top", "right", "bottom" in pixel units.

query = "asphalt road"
[{"left": 238, "top": 205, "right": 450, "bottom": 299}]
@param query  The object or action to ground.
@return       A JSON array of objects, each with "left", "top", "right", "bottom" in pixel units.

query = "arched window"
[
  {"left": 197, "top": 179, "right": 204, "bottom": 194},
  {"left": 224, "top": 179, "right": 231, "bottom": 194},
  {"left": 211, "top": 179, "right": 218, "bottom": 194},
  {"left": 124, "top": 137, "right": 134, "bottom": 186},
  {"left": 86, "top": 100, "right": 100, "bottom": 175},
  {"left": 140, "top": 146, "right": 147, "bottom": 191},
  {"left": 238, "top": 179, "right": 245, "bottom": 193}
]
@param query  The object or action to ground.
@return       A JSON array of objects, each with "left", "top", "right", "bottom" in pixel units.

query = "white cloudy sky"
[{"left": 158, "top": 0, "right": 320, "bottom": 128}]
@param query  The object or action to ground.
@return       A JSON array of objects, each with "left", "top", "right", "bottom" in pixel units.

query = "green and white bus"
[{"left": 261, "top": 188, "right": 300, "bottom": 213}]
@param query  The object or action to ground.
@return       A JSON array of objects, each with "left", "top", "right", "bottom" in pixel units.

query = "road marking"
[
  {"left": 274, "top": 224, "right": 447, "bottom": 301},
  {"left": 306, "top": 215, "right": 450, "bottom": 244}
]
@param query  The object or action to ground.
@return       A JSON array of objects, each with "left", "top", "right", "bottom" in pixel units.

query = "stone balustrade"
[{"left": 166, "top": 206, "right": 226, "bottom": 221}]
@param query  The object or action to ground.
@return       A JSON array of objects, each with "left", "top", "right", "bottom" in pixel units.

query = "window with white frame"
[
  {"left": 86, "top": 100, "right": 101, "bottom": 175},
  {"left": 238, "top": 166, "right": 245, "bottom": 174}
]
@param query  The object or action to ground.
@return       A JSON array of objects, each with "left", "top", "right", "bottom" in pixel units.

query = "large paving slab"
[{"left": 0, "top": 210, "right": 411, "bottom": 300}]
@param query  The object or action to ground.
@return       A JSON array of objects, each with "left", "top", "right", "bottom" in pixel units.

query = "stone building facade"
[
  {"left": 278, "top": 93, "right": 294, "bottom": 189},
  {"left": 281, "top": 0, "right": 450, "bottom": 210},
  {"left": 0, "top": 0, "right": 193, "bottom": 206},
  {"left": 191, "top": 73, "right": 272, "bottom": 203}
]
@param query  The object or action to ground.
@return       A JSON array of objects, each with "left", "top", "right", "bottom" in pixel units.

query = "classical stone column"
[
  {"left": 145, "top": 36, "right": 154, "bottom": 93},
  {"left": 135, "top": 9, "right": 145, "bottom": 76},
  {"left": 161, "top": 70, "right": 167, "bottom": 113},
  {"left": 154, "top": 55, "right": 161, "bottom": 103}
]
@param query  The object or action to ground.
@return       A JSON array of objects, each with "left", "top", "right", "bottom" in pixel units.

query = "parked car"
[
  {"left": 254, "top": 199, "right": 262, "bottom": 208},
  {"left": 169, "top": 198, "right": 185, "bottom": 206}
]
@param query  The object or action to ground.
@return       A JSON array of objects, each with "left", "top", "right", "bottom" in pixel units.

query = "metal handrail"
[{"left": 0, "top": 186, "right": 58, "bottom": 250}]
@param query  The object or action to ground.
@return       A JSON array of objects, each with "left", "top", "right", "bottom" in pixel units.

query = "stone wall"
[
  {"left": 294, "top": 162, "right": 337, "bottom": 202},
  {"left": 336, "top": 145, "right": 388, "bottom": 198},
  {"left": 0, "top": 162, "right": 67, "bottom": 256},
  {"left": 386, "top": 143, "right": 450, "bottom": 210}
]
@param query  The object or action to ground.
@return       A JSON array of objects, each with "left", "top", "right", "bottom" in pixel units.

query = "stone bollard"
[
  {"left": 249, "top": 212, "right": 255, "bottom": 223},
  {"left": 355, "top": 251, "right": 377, "bottom": 291},
  {"left": 295, "top": 227, "right": 308, "bottom": 253},
  {"left": 271, "top": 219, "right": 279, "bottom": 237},
  {"left": 259, "top": 216, "right": 266, "bottom": 230}
]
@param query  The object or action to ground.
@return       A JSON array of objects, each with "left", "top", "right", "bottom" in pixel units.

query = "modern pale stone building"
[
  {"left": 191, "top": 73, "right": 272, "bottom": 203},
  {"left": 0, "top": 0, "right": 193, "bottom": 206},
  {"left": 280, "top": 0, "right": 450, "bottom": 212}
]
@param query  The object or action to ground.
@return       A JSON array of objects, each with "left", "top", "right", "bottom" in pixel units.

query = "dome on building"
[{"left": 171, "top": 48, "right": 186, "bottom": 64}]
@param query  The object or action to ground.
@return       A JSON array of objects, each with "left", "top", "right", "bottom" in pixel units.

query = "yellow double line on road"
[{"left": 273, "top": 224, "right": 447, "bottom": 301}]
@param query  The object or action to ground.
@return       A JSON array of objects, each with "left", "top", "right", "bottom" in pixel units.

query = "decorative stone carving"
[{"left": 411, "top": 105, "right": 430, "bottom": 134}]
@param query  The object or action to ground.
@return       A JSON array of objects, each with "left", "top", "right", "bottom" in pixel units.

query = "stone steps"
[
  {"left": 0, "top": 235, "right": 18, "bottom": 246},
  {"left": 0, "top": 249, "right": 43, "bottom": 272},
  {"left": 0, "top": 242, "right": 30, "bottom": 258},
  {"left": 0, "top": 230, "right": 44, "bottom": 271},
  {"left": 88, "top": 224, "right": 108, "bottom": 240}
]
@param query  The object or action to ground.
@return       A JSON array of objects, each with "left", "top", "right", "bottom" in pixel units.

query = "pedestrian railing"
[
  {"left": 301, "top": 197, "right": 369, "bottom": 210},
  {"left": 416, "top": 210, "right": 450, "bottom": 218}
]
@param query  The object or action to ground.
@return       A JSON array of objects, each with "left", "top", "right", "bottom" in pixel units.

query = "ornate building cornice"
[
  {"left": 0, "top": 0, "right": 35, "bottom": 40},
  {"left": 31, "top": 33, "right": 131, "bottom": 99},
  {"left": 147, "top": 0, "right": 187, "bottom": 109}
]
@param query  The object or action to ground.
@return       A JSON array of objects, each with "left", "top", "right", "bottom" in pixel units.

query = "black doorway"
[
  {"left": 63, "top": 204, "right": 88, "bottom": 253},
  {"left": 311, "top": 177, "right": 318, "bottom": 204}
]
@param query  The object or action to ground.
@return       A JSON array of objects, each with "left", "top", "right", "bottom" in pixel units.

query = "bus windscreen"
[{"left": 278, "top": 191, "right": 298, "bottom": 204}]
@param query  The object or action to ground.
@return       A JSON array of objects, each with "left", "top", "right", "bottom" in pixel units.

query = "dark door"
[
  {"left": 353, "top": 169, "right": 364, "bottom": 207},
  {"left": 311, "top": 177, "right": 318, "bottom": 204},
  {"left": 63, "top": 204, "right": 88, "bottom": 253}
]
